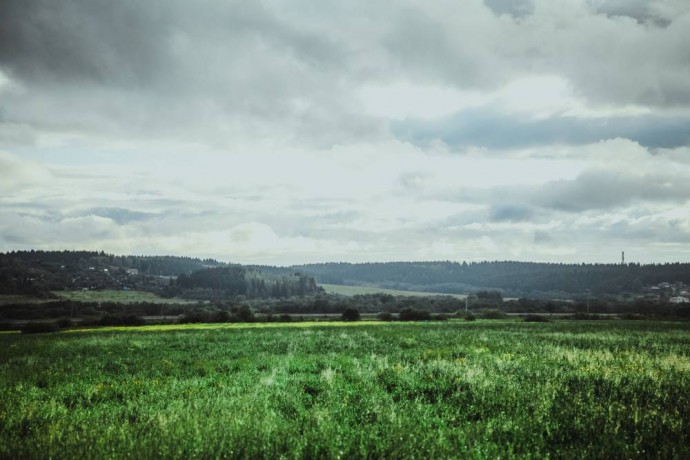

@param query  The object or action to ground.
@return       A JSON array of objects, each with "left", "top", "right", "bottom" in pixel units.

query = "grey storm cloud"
[
  {"left": 488, "top": 204, "right": 535, "bottom": 222},
  {"left": 589, "top": 0, "right": 690, "bottom": 25},
  {"left": 0, "top": 0, "right": 342, "bottom": 87},
  {"left": 385, "top": 0, "right": 690, "bottom": 108},
  {"left": 393, "top": 109, "right": 690, "bottom": 149},
  {"left": 486, "top": 0, "right": 681, "bottom": 24},
  {"left": 533, "top": 231, "right": 552, "bottom": 244},
  {"left": 433, "top": 163, "right": 690, "bottom": 218},
  {"left": 535, "top": 169, "right": 690, "bottom": 212},
  {"left": 483, "top": 0, "right": 534, "bottom": 18},
  {"left": 591, "top": 0, "right": 655, "bottom": 21},
  {"left": 0, "top": 0, "right": 383, "bottom": 146},
  {"left": 2, "top": 0, "right": 689, "bottom": 149},
  {"left": 0, "top": 0, "right": 172, "bottom": 86}
]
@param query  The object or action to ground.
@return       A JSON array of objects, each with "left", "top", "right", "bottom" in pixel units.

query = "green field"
[
  {"left": 321, "top": 283, "right": 468, "bottom": 299},
  {"left": 2, "top": 320, "right": 689, "bottom": 458},
  {"left": 53, "top": 289, "right": 195, "bottom": 304}
]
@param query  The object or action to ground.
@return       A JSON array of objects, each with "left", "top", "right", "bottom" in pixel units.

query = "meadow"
[
  {"left": 53, "top": 290, "right": 195, "bottom": 304},
  {"left": 321, "top": 283, "right": 468, "bottom": 298},
  {"left": 1, "top": 320, "right": 689, "bottom": 458}
]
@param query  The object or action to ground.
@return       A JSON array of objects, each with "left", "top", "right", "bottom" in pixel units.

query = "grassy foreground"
[{"left": 1, "top": 321, "right": 689, "bottom": 458}]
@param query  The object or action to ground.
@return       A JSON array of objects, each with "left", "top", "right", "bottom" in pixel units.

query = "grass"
[
  {"left": 53, "top": 289, "right": 195, "bottom": 304},
  {"left": 66, "top": 321, "right": 389, "bottom": 334},
  {"left": 321, "top": 283, "right": 468, "bottom": 299},
  {"left": 1, "top": 320, "right": 689, "bottom": 458}
]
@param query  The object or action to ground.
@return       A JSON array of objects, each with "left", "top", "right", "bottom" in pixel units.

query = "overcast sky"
[{"left": 1, "top": 0, "right": 689, "bottom": 265}]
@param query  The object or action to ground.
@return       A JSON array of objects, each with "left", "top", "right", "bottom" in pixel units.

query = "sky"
[{"left": 1, "top": 0, "right": 689, "bottom": 265}]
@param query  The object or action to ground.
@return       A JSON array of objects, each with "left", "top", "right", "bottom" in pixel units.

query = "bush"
[
  {"left": 212, "top": 310, "right": 230, "bottom": 323},
  {"left": 179, "top": 311, "right": 211, "bottom": 323},
  {"left": 21, "top": 322, "right": 60, "bottom": 334},
  {"left": 523, "top": 314, "right": 549, "bottom": 323},
  {"left": 620, "top": 313, "right": 645, "bottom": 320},
  {"left": 56, "top": 318, "right": 74, "bottom": 328},
  {"left": 341, "top": 308, "right": 361, "bottom": 322},
  {"left": 570, "top": 313, "right": 603, "bottom": 320},
  {"left": 98, "top": 314, "right": 146, "bottom": 326},
  {"left": 675, "top": 307, "right": 690, "bottom": 318},
  {"left": 80, "top": 306, "right": 100, "bottom": 316},
  {"left": 432, "top": 314, "right": 449, "bottom": 321},
  {"left": 234, "top": 305, "right": 255, "bottom": 323},
  {"left": 475, "top": 309, "right": 508, "bottom": 320},
  {"left": 143, "top": 303, "right": 163, "bottom": 315},
  {"left": 456, "top": 311, "right": 476, "bottom": 321},
  {"left": 123, "top": 315, "right": 146, "bottom": 326},
  {"left": 399, "top": 308, "right": 432, "bottom": 321},
  {"left": 377, "top": 312, "right": 394, "bottom": 321},
  {"left": 278, "top": 314, "right": 293, "bottom": 323},
  {"left": 476, "top": 290, "right": 503, "bottom": 301}
]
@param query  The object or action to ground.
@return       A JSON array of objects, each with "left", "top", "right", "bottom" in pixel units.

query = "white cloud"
[
  {"left": 0, "top": 151, "right": 53, "bottom": 191},
  {"left": 358, "top": 83, "right": 486, "bottom": 119}
]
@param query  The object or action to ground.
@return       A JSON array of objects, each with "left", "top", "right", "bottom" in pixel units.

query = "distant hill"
[
  {"left": 2, "top": 251, "right": 689, "bottom": 299},
  {"left": 292, "top": 261, "right": 690, "bottom": 298},
  {"left": 0, "top": 251, "right": 321, "bottom": 299},
  {"left": 0, "top": 250, "right": 224, "bottom": 274}
]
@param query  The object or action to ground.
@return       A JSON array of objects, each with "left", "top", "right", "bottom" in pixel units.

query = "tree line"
[
  {"left": 3, "top": 250, "right": 690, "bottom": 299},
  {"left": 292, "top": 261, "right": 690, "bottom": 296},
  {"left": 169, "top": 267, "right": 321, "bottom": 299}
]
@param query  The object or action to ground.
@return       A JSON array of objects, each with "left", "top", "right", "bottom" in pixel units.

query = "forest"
[
  {"left": 1, "top": 251, "right": 689, "bottom": 330},
  {"left": 3, "top": 251, "right": 690, "bottom": 300},
  {"left": 293, "top": 261, "right": 690, "bottom": 297},
  {"left": 0, "top": 251, "right": 320, "bottom": 300},
  {"left": 171, "top": 266, "right": 321, "bottom": 299},
  {"left": 2, "top": 251, "right": 690, "bottom": 326}
]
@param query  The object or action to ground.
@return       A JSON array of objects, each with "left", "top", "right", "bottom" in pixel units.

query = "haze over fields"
[{"left": 1, "top": 0, "right": 689, "bottom": 265}]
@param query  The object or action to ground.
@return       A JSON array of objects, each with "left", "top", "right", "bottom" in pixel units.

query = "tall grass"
[{"left": 1, "top": 321, "right": 689, "bottom": 458}]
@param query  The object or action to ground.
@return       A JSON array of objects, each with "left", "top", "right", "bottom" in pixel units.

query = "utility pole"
[
  {"left": 586, "top": 289, "right": 591, "bottom": 318},
  {"left": 465, "top": 295, "right": 468, "bottom": 312}
]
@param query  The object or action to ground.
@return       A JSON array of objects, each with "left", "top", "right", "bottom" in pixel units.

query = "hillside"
[
  {"left": 293, "top": 261, "right": 690, "bottom": 298},
  {"left": 0, "top": 250, "right": 226, "bottom": 296},
  {"left": 0, "top": 251, "right": 321, "bottom": 300},
  {"left": 2, "top": 251, "right": 690, "bottom": 300}
]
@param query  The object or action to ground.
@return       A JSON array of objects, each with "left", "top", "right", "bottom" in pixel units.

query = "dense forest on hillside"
[
  {"left": 2, "top": 251, "right": 690, "bottom": 324},
  {"left": 0, "top": 250, "right": 224, "bottom": 276},
  {"left": 2, "top": 251, "right": 690, "bottom": 300},
  {"left": 0, "top": 251, "right": 226, "bottom": 296},
  {"left": 170, "top": 267, "right": 321, "bottom": 299},
  {"left": 294, "top": 261, "right": 690, "bottom": 297},
  {"left": 0, "top": 251, "right": 320, "bottom": 300}
]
